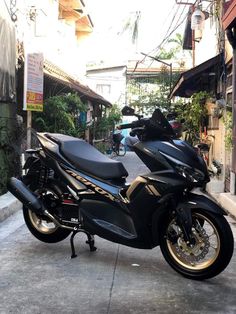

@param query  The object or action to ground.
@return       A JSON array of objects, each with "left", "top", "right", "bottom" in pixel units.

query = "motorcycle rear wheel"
[
  {"left": 160, "top": 209, "right": 234, "bottom": 280},
  {"left": 23, "top": 185, "right": 71, "bottom": 243},
  {"left": 23, "top": 207, "right": 71, "bottom": 243}
]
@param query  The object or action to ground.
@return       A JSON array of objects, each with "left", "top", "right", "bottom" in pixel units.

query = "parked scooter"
[{"left": 8, "top": 106, "right": 234, "bottom": 280}]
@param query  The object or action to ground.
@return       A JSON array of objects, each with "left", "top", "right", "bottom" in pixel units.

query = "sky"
[{"left": 85, "top": 0, "right": 190, "bottom": 64}]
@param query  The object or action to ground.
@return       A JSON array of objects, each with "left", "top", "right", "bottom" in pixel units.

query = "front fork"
[
  {"left": 164, "top": 193, "right": 194, "bottom": 244},
  {"left": 175, "top": 206, "right": 193, "bottom": 244}
]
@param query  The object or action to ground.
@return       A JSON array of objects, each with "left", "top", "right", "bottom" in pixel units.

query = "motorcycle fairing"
[
  {"left": 133, "top": 139, "right": 208, "bottom": 175},
  {"left": 127, "top": 170, "right": 189, "bottom": 202},
  {"left": 63, "top": 167, "right": 126, "bottom": 203},
  {"left": 80, "top": 199, "right": 139, "bottom": 242},
  {"left": 72, "top": 170, "right": 189, "bottom": 249}
]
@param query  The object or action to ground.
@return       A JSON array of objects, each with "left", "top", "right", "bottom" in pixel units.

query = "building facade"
[{"left": 171, "top": 0, "right": 234, "bottom": 195}]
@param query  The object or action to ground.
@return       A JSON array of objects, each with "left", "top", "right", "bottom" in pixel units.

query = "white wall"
[
  {"left": 16, "top": 0, "right": 88, "bottom": 78},
  {"left": 86, "top": 66, "right": 127, "bottom": 107},
  {"left": 194, "top": 15, "right": 218, "bottom": 65}
]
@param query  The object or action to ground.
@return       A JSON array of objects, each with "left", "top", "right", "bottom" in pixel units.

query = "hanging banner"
[
  {"left": 23, "top": 52, "right": 44, "bottom": 111},
  {"left": 0, "top": 14, "right": 16, "bottom": 103}
]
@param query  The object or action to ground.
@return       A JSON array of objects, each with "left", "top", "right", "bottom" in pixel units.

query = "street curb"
[
  {"left": 207, "top": 191, "right": 236, "bottom": 221},
  {"left": 0, "top": 192, "right": 22, "bottom": 223}
]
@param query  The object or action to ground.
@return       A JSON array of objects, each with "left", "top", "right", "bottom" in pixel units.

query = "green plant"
[
  {"left": 90, "top": 104, "right": 122, "bottom": 140},
  {"left": 33, "top": 93, "right": 87, "bottom": 137},
  {"left": 127, "top": 71, "right": 181, "bottom": 116},
  {"left": 174, "top": 91, "right": 210, "bottom": 145},
  {"left": 223, "top": 110, "right": 233, "bottom": 151}
]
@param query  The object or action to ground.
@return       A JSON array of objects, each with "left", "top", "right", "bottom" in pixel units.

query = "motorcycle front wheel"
[{"left": 160, "top": 209, "right": 234, "bottom": 280}]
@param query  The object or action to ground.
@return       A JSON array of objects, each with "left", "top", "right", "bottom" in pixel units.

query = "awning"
[
  {"left": 170, "top": 54, "right": 221, "bottom": 98},
  {"left": 223, "top": 0, "right": 236, "bottom": 30},
  {"left": 44, "top": 60, "right": 112, "bottom": 107}
]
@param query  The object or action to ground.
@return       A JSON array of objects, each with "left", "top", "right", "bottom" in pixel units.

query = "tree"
[
  {"left": 157, "top": 33, "right": 191, "bottom": 67},
  {"left": 173, "top": 91, "right": 210, "bottom": 145},
  {"left": 118, "top": 11, "right": 141, "bottom": 50},
  {"left": 33, "top": 93, "right": 87, "bottom": 137},
  {"left": 92, "top": 104, "right": 122, "bottom": 138},
  {"left": 126, "top": 33, "right": 191, "bottom": 116},
  {"left": 127, "top": 70, "right": 181, "bottom": 116}
]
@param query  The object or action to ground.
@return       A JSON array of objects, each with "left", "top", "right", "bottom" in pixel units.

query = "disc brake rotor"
[
  {"left": 166, "top": 213, "right": 220, "bottom": 270},
  {"left": 175, "top": 225, "right": 210, "bottom": 263}
]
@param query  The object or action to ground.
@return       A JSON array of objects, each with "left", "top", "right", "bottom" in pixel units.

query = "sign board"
[{"left": 24, "top": 53, "right": 44, "bottom": 111}]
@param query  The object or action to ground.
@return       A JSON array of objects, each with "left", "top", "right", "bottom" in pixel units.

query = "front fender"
[
  {"left": 177, "top": 192, "right": 226, "bottom": 216},
  {"left": 151, "top": 192, "right": 226, "bottom": 248}
]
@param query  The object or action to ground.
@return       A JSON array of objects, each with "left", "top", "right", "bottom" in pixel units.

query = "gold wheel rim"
[
  {"left": 29, "top": 210, "right": 58, "bottom": 234},
  {"left": 166, "top": 213, "right": 220, "bottom": 270},
  {"left": 28, "top": 188, "right": 58, "bottom": 234}
]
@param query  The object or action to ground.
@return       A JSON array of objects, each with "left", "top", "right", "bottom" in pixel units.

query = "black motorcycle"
[{"left": 8, "top": 107, "right": 234, "bottom": 280}]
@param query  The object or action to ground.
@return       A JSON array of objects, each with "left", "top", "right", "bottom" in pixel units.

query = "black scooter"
[{"left": 8, "top": 107, "right": 234, "bottom": 280}]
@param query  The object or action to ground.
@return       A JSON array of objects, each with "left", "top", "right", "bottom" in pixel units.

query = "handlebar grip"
[{"left": 118, "top": 122, "right": 136, "bottom": 129}]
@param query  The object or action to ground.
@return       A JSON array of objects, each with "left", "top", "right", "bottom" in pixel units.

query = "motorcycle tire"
[
  {"left": 160, "top": 209, "right": 234, "bottom": 280},
  {"left": 22, "top": 184, "right": 71, "bottom": 243},
  {"left": 23, "top": 207, "right": 71, "bottom": 243}
]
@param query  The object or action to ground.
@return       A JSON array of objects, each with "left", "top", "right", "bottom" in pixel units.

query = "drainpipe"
[{"left": 226, "top": 27, "right": 236, "bottom": 194}]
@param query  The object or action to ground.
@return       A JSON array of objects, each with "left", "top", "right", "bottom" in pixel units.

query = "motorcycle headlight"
[{"left": 176, "top": 165, "right": 205, "bottom": 183}]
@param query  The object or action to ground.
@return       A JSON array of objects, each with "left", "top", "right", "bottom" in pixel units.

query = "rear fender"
[
  {"left": 22, "top": 156, "right": 41, "bottom": 184},
  {"left": 23, "top": 156, "right": 40, "bottom": 170}
]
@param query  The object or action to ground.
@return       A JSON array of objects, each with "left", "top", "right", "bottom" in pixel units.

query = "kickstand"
[
  {"left": 86, "top": 233, "right": 97, "bottom": 252},
  {"left": 70, "top": 230, "right": 78, "bottom": 258},
  {"left": 70, "top": 230, "right": 97, "bottom": 259}
]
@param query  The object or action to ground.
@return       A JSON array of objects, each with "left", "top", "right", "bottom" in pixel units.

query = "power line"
[
  {"left": 152, "top": 1, "right": 190, "bottom": 57},
  {"left": 169, "top": 0, "right": 190, "bottom": 37},
  {"left": 158, "top": 3, "right": 182, "bottom": 50},
  {"left": 136, "top": 3, "right": 187, "bottom": 69},
  {"left": 138, "top": 10, "right": 189, "bottom": 72},
  {"left": 132, "top": 0, "right": 196, "bottom": 74},
  {"left": 131, "top": 3, "right": 181, "bottom": 69}
]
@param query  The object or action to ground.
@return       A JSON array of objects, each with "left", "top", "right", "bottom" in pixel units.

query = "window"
[{"left": 96, "top": 84, "right": 111, "bottom": 96}]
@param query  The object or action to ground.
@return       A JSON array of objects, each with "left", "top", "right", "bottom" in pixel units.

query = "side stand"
[{"left": 70, "top": 230, "right": 97, "bottom": 259}]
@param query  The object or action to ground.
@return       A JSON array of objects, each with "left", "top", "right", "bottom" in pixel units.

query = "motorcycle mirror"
[{"left": 121, "top": 106, "right": 135, "bottom": 116}]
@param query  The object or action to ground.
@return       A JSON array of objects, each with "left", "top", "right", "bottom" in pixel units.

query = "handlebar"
[
  {"left": 118, "top": 118, "right": 149, "bottom": 130},
  {"left": 118, "top": 108, "right": 176, "bottom": 140},
  {"left": 118, "top": 122, "right": 137, "bottom": 129}
]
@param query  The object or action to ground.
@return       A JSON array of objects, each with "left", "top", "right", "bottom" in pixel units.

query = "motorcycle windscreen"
[{"left": 150, "top": 109, "right": 175, "bottom": 137}]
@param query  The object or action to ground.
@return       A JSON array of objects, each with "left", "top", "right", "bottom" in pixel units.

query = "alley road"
[{"left": 0, "top": 152, "right": 236, "bottom": 314}]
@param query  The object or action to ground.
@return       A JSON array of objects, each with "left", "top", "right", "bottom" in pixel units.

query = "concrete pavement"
[
  {"left": 0, "top": 191, "right": 21, "bottom": 223},
  {"left": 0, "top": 206, "right": 236, "bottom": 314}
]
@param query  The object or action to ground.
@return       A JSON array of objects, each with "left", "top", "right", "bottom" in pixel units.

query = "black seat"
[{"left": 45, "top": 133, "right": 128, "bottom": 180}]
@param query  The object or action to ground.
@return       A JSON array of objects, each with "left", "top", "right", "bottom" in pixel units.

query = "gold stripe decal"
[
  {"left": 148, "top": 185, "right": 161, "bottom": 196},
  {"left": 66, "top": 170, "right": 116, "bottom": 201}
]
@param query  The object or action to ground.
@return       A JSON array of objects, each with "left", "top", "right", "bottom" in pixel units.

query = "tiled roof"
[{"left": 44, "top": 60, "right": 112, "bottom": 107}]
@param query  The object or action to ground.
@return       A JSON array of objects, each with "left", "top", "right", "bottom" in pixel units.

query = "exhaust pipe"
[
  {"left": 8, "top": 177, "right": 75, "bottom": 231},
  {"left": 7, "top": 177, "right": 44, "bottom": 215}
]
